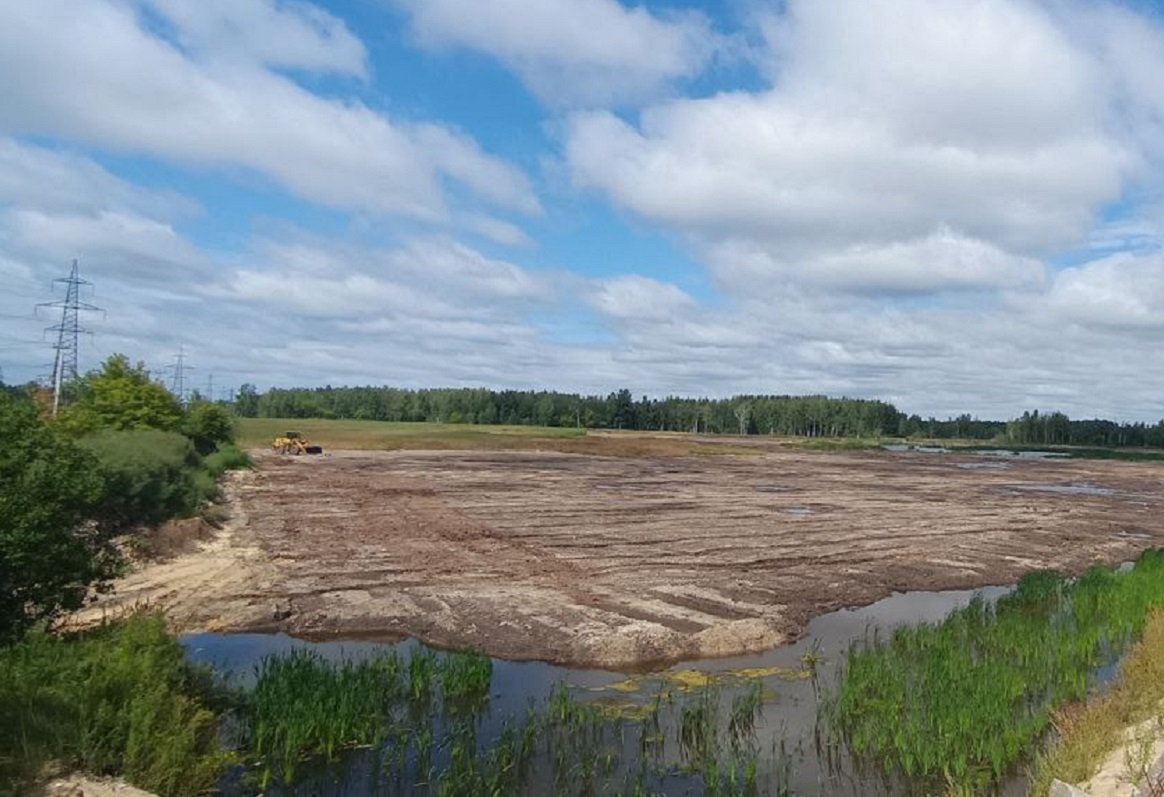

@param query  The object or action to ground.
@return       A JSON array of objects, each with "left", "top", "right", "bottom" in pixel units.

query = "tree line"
[
  {"left": 233, "top": 384, "right": 1164, "bottom": 447},
  {"left": 236, "top": 385, "right": 903, "bottom": 437}
]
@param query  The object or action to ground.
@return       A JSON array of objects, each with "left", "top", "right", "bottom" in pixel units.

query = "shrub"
[
  {"left": 201, "top": 444, "right": 252, "bottom": 479},
  {"left": 182, "top": 403, "right": 236, "bottom": 456},
  {"left": 0, "top": 615, "right": 229, "bottom": 796},
  {"left": 81, "top": 430, "right": 203, "bottom": 533}
]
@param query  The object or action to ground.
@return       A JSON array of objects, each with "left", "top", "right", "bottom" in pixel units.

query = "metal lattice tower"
[
  {"left": 39, "top": 260, "right": 103, "bottom": 416},
  {"left": 170, "top": 345, "right": 192, "bottom": 407}
]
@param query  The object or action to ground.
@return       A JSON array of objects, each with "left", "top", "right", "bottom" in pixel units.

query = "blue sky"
[{"left": 2, "top": 0, "right": 1164, "bottom": 419}]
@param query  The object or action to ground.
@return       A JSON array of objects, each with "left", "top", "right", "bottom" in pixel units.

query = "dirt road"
[{"left": 83, "top": 444, "right": 1164, "bottom": 668}]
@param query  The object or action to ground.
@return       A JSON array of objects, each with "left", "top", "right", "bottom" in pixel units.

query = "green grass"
[
  {"left": 243, "top": 646, "right": 494, "bottom": 788},
  {"left": 828, "top": 550, "right": 1164, "bottom": 793},
  {"left": 236, "top": 417, "right": 587, "bottom": 451},
  {"left": 0, "top": 615, "right": 229, "bottom": 797},
  {"left": 236, "top": 417, "right": 762, "bottom": 458},
  {"left": 787, "top": 436, "right": 895, "bottom": 451}
]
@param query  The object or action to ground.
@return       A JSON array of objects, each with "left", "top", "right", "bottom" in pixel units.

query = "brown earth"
[{"left": 74, "top": 443, "right": 1164, "bottom": 669}]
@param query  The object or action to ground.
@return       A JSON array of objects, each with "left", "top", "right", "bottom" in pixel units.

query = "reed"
[{"left": 831, "top": 549, "right": 1164, "bottom": 791}]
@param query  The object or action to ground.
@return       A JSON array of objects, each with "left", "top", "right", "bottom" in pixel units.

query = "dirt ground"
[{"left": 76, "top": 442, "right": 1164, "bottom": 668}]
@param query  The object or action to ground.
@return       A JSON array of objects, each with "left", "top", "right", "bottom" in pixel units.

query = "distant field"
[{"left": 235, "top": 417, "right": 755, "bottom": 457}]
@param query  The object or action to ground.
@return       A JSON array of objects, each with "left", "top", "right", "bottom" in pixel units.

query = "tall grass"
[
  {"left": 829, "top": 549, "right": 1164, "bottom": 792},
  {"left": 242, "top": 646, "right": 788, "bottom": 795},
  {"left": 0, "top": 614, "right": 228, "bottom": 797},
  {"left": 243, "top": 646, "right": 493, "bottom": 787}
]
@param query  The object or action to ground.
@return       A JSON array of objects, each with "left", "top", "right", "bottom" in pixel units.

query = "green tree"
[
  {"left": 181, "top": 402, "right": 235, "bottom": 455},
  {"left": 61, "top": 355, "right": 183, "bottom": 435},
  {"left": 0, "top": 393, "right": 115, "bottom": 644},
  {"left": 234, "top": 383, "right": 260, "bottom": 417}
]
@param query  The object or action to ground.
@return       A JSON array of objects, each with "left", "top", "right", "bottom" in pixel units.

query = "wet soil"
[{"left": 79, "top": 443, "right": 1164, "bottom": 668}]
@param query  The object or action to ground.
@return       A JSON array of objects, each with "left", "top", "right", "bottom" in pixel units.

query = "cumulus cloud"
[
  {"left": 566, "top": 0, "right": 1156, "bottom": 297},
  {"left": 0, "top": 0, "right": 538, "bottom": 221},
  {"left": 1047, "top": 252, "right": 1164, "bottom": 330},
  {"left": 586, "top": 275, "right": 696, "bottom": 321},
  {"left": 391, "top": 0, "right": 720, "bottom": 106}
]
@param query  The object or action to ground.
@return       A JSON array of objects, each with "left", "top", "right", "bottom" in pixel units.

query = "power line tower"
[
  {"left": 169, "top": 345, "right": 193, "bottom": 407},
  {"left": 39, "top": 260, "right": 103, "bottom": 416}
]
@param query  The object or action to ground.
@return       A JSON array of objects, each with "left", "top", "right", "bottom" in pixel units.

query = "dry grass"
[
  {"left": 1029, "top": 609, "right": 1164, "bottom": 796},
  {"left": 236, "top": 418, "right": 757, "bottom": 458}
]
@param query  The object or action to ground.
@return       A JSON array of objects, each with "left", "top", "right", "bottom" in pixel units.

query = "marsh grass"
[
  {"left": 832, "top": 550, "right": 1164, "bottom": 792},
  {"left": 242, "top": 644, "right": 794, "bottom": 796},
  {"left": 243, "top": 646, "right": 495, "bottom": 787},
  {"left": 0, "top": 614, "right": 229, "bottom": 797}
]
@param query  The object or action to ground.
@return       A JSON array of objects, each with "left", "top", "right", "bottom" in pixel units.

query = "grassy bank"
[
  {"left": 0, "top": 615, "right": 228, "bottom": 797},
  {"left": 1031, "top": 607, "right": 1164, "bottom": 794},
  {"left": 828, "top": 551, "right": 1164, "bottom": 793}
]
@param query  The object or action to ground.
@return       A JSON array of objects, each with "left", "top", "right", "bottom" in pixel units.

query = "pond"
[{"left": 183, "top": 584, "right": 1015, "bottom": 796}]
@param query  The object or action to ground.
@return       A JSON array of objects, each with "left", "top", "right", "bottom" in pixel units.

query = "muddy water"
[{"left": 184, "top": 586, "right": 1014, "bottom": 796}]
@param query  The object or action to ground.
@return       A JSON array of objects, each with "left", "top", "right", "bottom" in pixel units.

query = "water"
[
  {"left": 997, "top": 483, "right": 1116, "bottom": 497},
  {"left": 183, "top": 585, "right": 1014, "bottom": 796},
  {"left": 881, "top": 445, "right": 1069, "bottom": 460}
]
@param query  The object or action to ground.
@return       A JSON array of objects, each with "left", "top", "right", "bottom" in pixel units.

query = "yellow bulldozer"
[{"left": 272, "top": 431, "right": 323, "bottom": 455}]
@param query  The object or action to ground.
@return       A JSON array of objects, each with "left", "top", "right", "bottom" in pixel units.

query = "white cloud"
[
  {"left": 566, "top": 0, "right": 1156, "bottom": 298},
  {"left": 586, "top": 274, "right": 695, "bottom": 321},
  {"left": 391, "top": 0, "right": 719, "bottom": 106},
  {"left": 1047, "top": 252, "right": 1164, "bottom": 330},
  {"left": 215, "top": 236, "right": 555, "bottom": 323},
  {"left": 0, "top": 140, "right": 198, "bottom": 220},
  {"left": 706, "top": 230, "right": 1046, "bottom": 296},
  {"left": 0, "top": 0, "right": 538, "bottom": 221},
  {"left": 140, "top": 0, "right": 368, "bottom": 76},
  {"left": 3, "top": 209, "right": 212, "bottom": 281}
]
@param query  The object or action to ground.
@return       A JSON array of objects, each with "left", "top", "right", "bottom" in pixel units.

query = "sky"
[{"left": 2, "top": 0, "right": 1164, "bottom": 420}]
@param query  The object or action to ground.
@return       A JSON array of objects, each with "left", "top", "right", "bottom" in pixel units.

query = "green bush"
[
  {"left": 0, "top": 393, "right": 114, "bottom": 644},
  {"left": 202, "top": 444, "right": 252, "bottom": 479},
  {"left": 0, "top": 615, "right": 229, "bottom": 796},
  {"left": 181, "top": 403, "right": 236, "bottom": 456},
  {"left": 81, "top": 430, "right": 204, "bottom": 533}
]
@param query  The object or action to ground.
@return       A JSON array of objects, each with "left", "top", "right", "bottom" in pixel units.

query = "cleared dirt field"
[{"left": 80, "top": 441, "right": 1164, "bottom": 668}]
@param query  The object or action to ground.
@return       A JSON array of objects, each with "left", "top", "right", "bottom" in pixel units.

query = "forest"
[{"left": 234, "top": 385, "right": 1164, "bottom": 448}]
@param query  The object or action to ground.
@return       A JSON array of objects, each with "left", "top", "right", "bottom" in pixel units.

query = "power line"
[{"left": 37, "top": 260, "right": 103, "bottom": 417}]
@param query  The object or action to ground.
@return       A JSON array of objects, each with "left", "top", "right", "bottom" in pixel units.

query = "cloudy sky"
[{"left": 2, "top": 0, "right": 1164, "bottom": 420}]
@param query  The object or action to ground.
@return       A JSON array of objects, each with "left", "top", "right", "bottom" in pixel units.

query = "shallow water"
[
  {"left": 185, "top": 585, "right": 1019, "bottom": 796},
  {"left": 998, "top": 483, "right": 1115, "bottom": 497}
]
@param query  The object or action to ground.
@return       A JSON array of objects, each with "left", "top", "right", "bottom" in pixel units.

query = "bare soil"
[{"left": 77, "top": 444, "right": 1164, "bottom": 668}]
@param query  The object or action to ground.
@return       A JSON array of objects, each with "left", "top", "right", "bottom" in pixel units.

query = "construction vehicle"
[{"left": 272, "top": 431, "right": 323, "bottom": 455}]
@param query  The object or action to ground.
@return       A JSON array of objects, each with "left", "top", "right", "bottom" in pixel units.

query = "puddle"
[
  {"left": 780, "top": 506, "right": 814, "bottom": 516},
  {"left": 956, "top": 461, "right": 1010, "bottom": 470},
  {"left": 999, "top": 483, "right": 1116, "bottom": 497},
  {"left": 974, "top": 449, "right": 1070, "bottom": 459},
  {"left": 184, "top": 585, "right": 1013, "bottom": 796},
  {"left": 882, "top": 445, "right": 1069, "bottom": 460}
]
